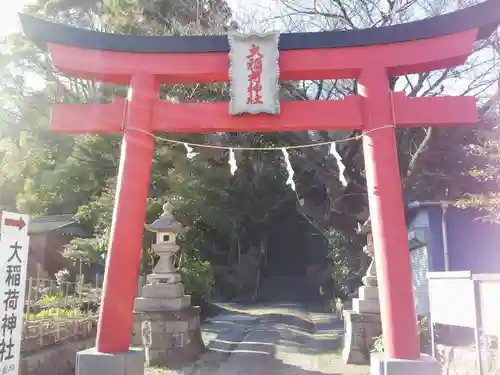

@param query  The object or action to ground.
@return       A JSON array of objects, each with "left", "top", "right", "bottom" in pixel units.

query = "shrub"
[
  {"left": 372, "top": 316, "right": 431, "bottom": 353},
  {"left": 39, "top": 294, "right": 63, "bottom": 306},
  {"left": 55, "top": 269, "right": 71, "bottom": 286},
  {"left": 25, "top": 308, "right": 83, "bottom": 320},
  {"left": 178, "top": 252, "right": 214, "bottom": 305}
]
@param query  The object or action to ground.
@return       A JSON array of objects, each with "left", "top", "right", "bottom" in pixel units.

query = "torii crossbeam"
[{"left": 20, "top": 2, "right": 500, "bottom": 373}]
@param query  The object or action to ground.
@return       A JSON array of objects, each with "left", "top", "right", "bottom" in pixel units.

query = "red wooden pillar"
[
  {"left": 96, "top": 75, "right": 158, "bottom": 353},
  {"left": 360, "top": 67, "right": 420, "bottom": 360}
]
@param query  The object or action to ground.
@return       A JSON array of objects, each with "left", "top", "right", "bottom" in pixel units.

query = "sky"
[
  {"left": 0, "top": 0, "right": 266, "bottom": 37},
  {"left": 0, "top": 0, "right": 495, "bottom": 99},
  {"left": 0, "top": 1, "right": 32, "bottom": 38}
]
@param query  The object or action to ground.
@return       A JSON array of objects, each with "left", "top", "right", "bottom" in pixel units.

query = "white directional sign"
[{"left": 0, "top": 211, "right": 30, "bottom": 375}]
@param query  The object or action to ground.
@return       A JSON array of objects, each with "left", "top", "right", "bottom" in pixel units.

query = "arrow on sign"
[{"left": 4, "top": 218, "right": 26, "bottom": 230}]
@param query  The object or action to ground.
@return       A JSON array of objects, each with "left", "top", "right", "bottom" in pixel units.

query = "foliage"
[
  {"left": 457, "top": 113, "right": 500, "bottom": 223},
  {"left": 0, "top": 0, "right": 497, "bottom": 301},
  {"left": 372, "top": 332, "right": 385, "bottom": 354},
  {"left": 325, "top": 230, "right": 368, "bottom": 298},
  {"left": 179, "top": 251, "right": 215, "bottom": 303},
  {"left": 55, "top": 269, "right": 71, "bottom": 285},
  {"left": 39, "top": 294, "right": 63, "bottom": 306},
  {"left": 25, "top": 307, "right": 83, "bottom": 320},
  {"left": 372, "top": 316, "right": 431, "bottom": 353}
]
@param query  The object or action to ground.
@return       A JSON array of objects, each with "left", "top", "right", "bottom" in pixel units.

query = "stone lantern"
[
  {"left": 342, "top": 220, "right": 382, "bottom": 365},
  {"left": 142, "top": 202, "right": 185, "bottom": 291},
  {"left": 132, "top": 203, "right": 204, "bottom": 366}
]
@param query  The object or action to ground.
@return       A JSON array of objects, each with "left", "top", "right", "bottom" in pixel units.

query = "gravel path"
[{"left": 146, "top": 303, "right": 369, "bottom": 375}]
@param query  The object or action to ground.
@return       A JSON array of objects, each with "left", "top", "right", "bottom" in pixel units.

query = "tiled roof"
[{"left": 28, "top": 214, "right": 85, "bottom": 236}]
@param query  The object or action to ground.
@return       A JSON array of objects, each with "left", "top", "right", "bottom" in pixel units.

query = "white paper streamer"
[
  {"left": 329, "top": 142, "right": 348, "bottom": 187},
  {"left": 229, "top": 148, "right": 238, "bottom": 175},
  {"left": 281, "top": 148, "right": 296, "bottom": 191},
  {"left": 184, "top": 143, "right": 198, "bottom": 159}
]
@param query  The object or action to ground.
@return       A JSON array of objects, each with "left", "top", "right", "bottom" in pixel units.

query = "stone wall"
[
  {"left": 132, "top": 307, "right": 205, "bottom": 366},
  {"left": 21, "top": 336, "right": 95, "bottom": 375}
]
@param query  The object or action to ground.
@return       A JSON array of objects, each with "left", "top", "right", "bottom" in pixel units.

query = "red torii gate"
[{"left": 20, "top": 1, "right": 500, "bottom": 370}]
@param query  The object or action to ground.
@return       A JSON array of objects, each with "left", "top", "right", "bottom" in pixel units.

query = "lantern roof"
[{"left": 148, "top": 203, "right": 184, "bottom": 233}]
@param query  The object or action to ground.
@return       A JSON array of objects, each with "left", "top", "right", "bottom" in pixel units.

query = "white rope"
[
  {"left": 126, "top": 124, "right": 396, "bottom": 151},
  {"left": 120, "top": 90, "right": 399, "bottom": 192}
]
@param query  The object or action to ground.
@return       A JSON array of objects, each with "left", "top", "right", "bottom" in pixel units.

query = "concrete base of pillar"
[
  {"left": 342, "top": 310, "right": 382, "bottom": 365},
  {"left": 370, "top": 353, "right": 440, "bottom": 375},
  {"left": 75, "top": 347, "right": 144, "bottom": 375}
]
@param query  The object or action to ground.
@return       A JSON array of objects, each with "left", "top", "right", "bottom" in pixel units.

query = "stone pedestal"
[
  {"left": 132, "top": 210, "right": 204, "bottom": 367},
  {"left": 352, "top": 259, "right": 380, "bottom": 314},
  {"left": 343, "top": 310, "right": 382, "bottom": 364},
  {"left": 343, "top": 256, "right": 383, "bottom": 365},
  {"left": 132, "top": 308, "right": 205, "bottom": 366},
  {"left": 370, "top": 353, "right": 440, "bottom": 375},
  {"left": 75, "top": 347, "right": 145, "bottom": 375}
]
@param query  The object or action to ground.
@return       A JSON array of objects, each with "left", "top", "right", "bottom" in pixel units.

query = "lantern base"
[
  {"left": 131, "top": 307, "right": 204, "bottom": 367},
  {"left": 342, "top": 310, "right": 382, "bottom": 365},
  {"left": 134, "top": 295, "right": 191, "bottom": 311},
  {"left": 352, "top": 298, "right": 380, "bottom": 314},
  {"left": 147, "top": 272, "right": 182, "bottom": 284},
  {"left": 142, "top": 283, "right": 184, "bottom": 298}
]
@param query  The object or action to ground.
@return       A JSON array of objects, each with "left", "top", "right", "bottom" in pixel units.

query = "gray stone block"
[
  {"left": 131, "top": 320, "right": 143, "bottom": 347},
  {"left": 151, "top": 319, "right": 189, "bottom": 334},
  {"left": 134, "top": 295, "right": 191, "bottom": 311},
  {"left": 342, "top": 310, "right": 382, "bottom": 365},
  {"left": 131, "top": 307, "right": 201, "bottom": 347},
  {"left": 359, "top": 286, "right": 379, "bottom": 300},
  {"left": 144, "top": 330, "right": 205, "bottom": 367},
  {"left": 131, "top": 306, "right": 203, "bottom": 367},
  {"left": 147, "top": 273, "right": 182, "bottom": 284},
  {"left": 141, "top": 283, "right": 184, "bottom": 299},
  {"left": 75, "top": 347, "right": 144, "bottom": 375},
  {"left": 371, "top": 353, "right": 440, "bottom": 375},
  {"left": 353, "top": 298, "right": 380, "bottom": 313},
  {"left": 134, "top": 306, "right": 201, "bottom": 321}
]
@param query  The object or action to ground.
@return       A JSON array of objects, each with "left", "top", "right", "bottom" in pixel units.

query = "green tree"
[{"left": 1, "top": 0, "right": 497, "bottom": 303}]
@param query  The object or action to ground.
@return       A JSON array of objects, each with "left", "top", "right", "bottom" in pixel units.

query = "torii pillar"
[
  {"left": 18, "top": 4, "right": 500, "bottom": 374},
  {"left": 360, "top": 67, "right": 420, "bottom": 358}
]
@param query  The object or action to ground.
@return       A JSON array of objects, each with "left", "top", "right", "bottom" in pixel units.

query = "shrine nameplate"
[{"left": 228, "top": 32, "right": 280, "bottom": 115}]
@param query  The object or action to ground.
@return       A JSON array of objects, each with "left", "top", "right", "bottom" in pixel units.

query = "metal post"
[
  {"left": 429, "top": 312, "right": 436, "bottom": 359},
  {"left": 26, "top": 278, "right": 33, "bottom": 316},
  {"left": 473, "top": 279, "right": 484, "bottom": 375}
]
